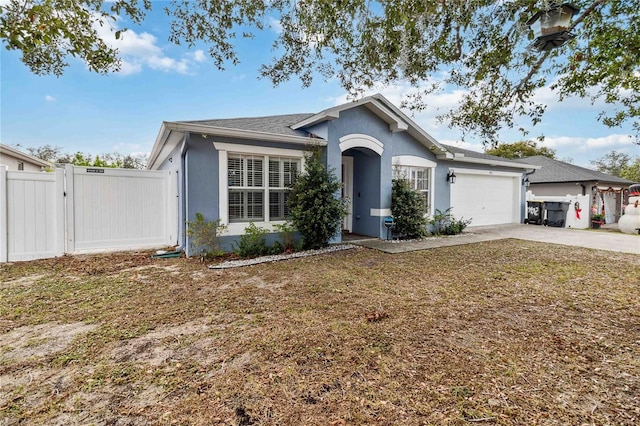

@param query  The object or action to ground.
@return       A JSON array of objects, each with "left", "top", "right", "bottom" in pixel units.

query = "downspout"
[
  {"left": 176, "top": 133, "right": 188, "bottom": 251},
  {"left": 579, "top": 183, "right": 586, "bottom": 196},
  {"left": 523, "top": 168, "right": 536, "bottom": 182}
]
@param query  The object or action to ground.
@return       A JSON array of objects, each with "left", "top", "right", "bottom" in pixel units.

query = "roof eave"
[
  {"left": 440, "top": 154, "right": 542, "bottom": 169},
  {"left": 0, "top": 143, "right": 53, "bottom": 168},
  {"left": 166, "top": 122, "right": 326, "bottom": 145},
  {"left": 147, "top": 121, "right": 327, "bottom": 170},
  {"left": 147, "top": 122, "right": 174, "bottom": 170}
]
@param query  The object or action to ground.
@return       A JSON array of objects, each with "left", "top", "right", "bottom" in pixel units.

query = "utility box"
[
  {"left": 544, "top": 201, "right": 570, "bottom": 227},
  {"left": 524, "top": 201, "right": 545, "bottom": 225}
]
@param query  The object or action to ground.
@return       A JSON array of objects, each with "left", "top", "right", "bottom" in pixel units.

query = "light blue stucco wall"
[
  {"left": 184, "top": 134, "right": 316, "bottom": 254},
  {"left": 326, "top": 106, "right": 398, "bottom": 239},
  {"left": 391, "top": 131, "right": 437, "bottom": 161},
  {"left": 178, "top": 108, "right": 529, "bottom": 254}
]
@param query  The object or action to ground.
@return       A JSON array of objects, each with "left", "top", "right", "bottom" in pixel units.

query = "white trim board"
[{"left": 339, "top": 134, "right": 384, "bottom": 156}]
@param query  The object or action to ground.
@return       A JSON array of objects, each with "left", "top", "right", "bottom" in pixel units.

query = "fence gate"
[
  {"left": 65, "top": 165, "right": 177, "bottom": 254},
  {"left": 1, "top": 165, "right": 177, "bottom": 262},
  {"left": 0, "top": 166, "right": 65, "bottom": 261}
]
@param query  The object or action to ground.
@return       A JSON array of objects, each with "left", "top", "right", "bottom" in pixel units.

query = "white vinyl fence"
[
  {"left": 0, "top": 165, "right": 177, "bottom": 262},
  {"left": 526, "top": 191, "right": 591, "bottom": 229}
]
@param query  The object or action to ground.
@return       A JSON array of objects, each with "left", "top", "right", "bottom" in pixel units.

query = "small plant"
[
  {"left": 591, "top": 213, "right": 605, "bottom": 222},
  {"left": 430, "top": 208, "right": 471, "bottom": 236},
  {"left": 272, "top": 222, "right": 299, "bottom": 252},
  {"left": 442, "top": 217, "right": 473, "bottom": 235},
  {"left": 234, "top": 222, "right": 271, "bottom": 258},
  {"left": 186, "top": 213, "right": 226, "bottom": 258}
]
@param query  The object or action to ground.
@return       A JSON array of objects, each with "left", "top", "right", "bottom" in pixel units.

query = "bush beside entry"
[
  {"left": 287, "top": 147, "right": 348, "bottom": 250},
  {"left": 391, "top": 178, "right": 428, "bottom": 239}
]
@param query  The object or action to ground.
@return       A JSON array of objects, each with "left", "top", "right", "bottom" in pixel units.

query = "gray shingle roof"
[
  {"left": 440, "top": 143, "right": 517, "bottom": 162},
  {"left": 180, "top": 113, "right": 315, "bottom": 138},
  {"left": 520, "top": 155, "right": 633, "bottom": 184}
]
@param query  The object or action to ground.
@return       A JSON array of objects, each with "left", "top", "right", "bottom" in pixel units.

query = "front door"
[{"left": 342, "top": 156, "right": 353, "bottom": 232}]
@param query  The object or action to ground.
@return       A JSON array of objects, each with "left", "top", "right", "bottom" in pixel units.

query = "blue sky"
[{"left": 1, "top": 5, "right": 637, "bottom": 168}]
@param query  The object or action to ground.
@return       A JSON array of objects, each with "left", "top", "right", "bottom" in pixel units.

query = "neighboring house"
[
  {"left": 0, "top": 143, "right": 52, "bottom": 171},
  {"left": 147, "top": 94, "right": 536, "bottom": 254},
  {"left": 522, "top": 155, "right": 634, "bottom": 224}
]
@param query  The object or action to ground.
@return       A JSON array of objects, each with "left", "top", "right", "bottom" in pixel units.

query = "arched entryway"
[{"left": 339, "top": 134, "right": 384, "bottom": 238}]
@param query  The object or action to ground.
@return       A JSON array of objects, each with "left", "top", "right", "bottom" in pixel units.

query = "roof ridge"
[{"left": 181, "top": 112, "right": 314, "bottom": 124}]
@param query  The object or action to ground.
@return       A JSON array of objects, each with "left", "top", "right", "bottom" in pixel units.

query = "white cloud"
[
  {"left": 192, "top": 50, "right": 206, "bottom": 63},
  {"left": 541, "top": 133, "right": 636, "bottom": 150},
  {"left": 45, "top": 95, "right": 56, "bottom": 102},
  {"left": 112, "top": 142, "right": 143, "bottom": 153},
  {"left": 267, "top": 16, "right": 283, "bottom": 34},
  {"left": 92, "top": 17, "right": 201, "bottom": 76}
]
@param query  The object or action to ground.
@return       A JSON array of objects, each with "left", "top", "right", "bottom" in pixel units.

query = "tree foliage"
[
  {"left": 286, "top": 147, "right": 347, "bottom": 250},
  {"left": 22, "top": 143, "right": 147, "bottom": 168},
  {"left": 391, "top": 177, "right": 427, "bottom": 239},
  {"left": 591, "top": 150, "right": 640, "bottom": 181},
  {"left": 2, "top": 1, "right": 638, "bottom": 143},
  {"left": 486, "top": 140, "right": 556, "bottom": 159}
]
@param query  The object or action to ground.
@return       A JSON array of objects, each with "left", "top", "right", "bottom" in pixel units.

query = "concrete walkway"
[{"left": 353, "top": 224, "right": 640, "bottom": 255}]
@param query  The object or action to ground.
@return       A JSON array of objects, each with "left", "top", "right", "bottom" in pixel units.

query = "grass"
[{"left": 0, "top": 239, "right": 639, "bottom": 425}]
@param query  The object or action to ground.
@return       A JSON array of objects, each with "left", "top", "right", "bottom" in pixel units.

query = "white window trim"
[
  {"left": 392, "top": 155, "right": 435, "bottom": 216},
  {"left": 213, "top": 142, "right": 306, "bottom": 235}
]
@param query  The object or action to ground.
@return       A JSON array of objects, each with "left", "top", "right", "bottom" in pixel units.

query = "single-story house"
[
  {"left": 0, "top": 143, "right": 52, "bottom": 171},
  {"left": 522, "top": 155, "right": 634, "bottom": 224},
  {"left": 147, "top": 94, "right": 537, "bottom": 254}
]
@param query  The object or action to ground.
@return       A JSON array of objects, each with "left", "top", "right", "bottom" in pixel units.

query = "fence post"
[
  {"left": 0, "top": 165, "right": 7, "bottom": 262},
  {"left": 54, "top": 168, "right": 65, "bottom": 256},
  {"left": 64, "top": 164, "right": 75, "bottom": 253}
]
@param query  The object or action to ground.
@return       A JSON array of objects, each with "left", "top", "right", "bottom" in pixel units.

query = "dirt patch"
[
  {"left": 1, "top": 322, "right": 97, "bottom": 360},
  {"left": 1, "top": 274, "right": 48, "bottom": 288},
  {"left": 218, "top": 274, "right": 285, "bottom": 291},
  {"left": 1, "top": 241, "right": 638, "bottom": 425}
]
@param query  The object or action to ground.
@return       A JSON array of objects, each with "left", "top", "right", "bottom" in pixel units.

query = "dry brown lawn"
[{"left": 0, "top": 239, "right": 638, "bottom": 425}]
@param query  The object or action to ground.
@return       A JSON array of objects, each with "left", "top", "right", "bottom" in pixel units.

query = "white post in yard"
[
  {"left": 0, "top": 165, "right": 7, "bottom": 262},
  {"left": 64, "top": 164, "right": 76, "bottom": 253},
  {"left": 54, "top": 167, "right": 65, "bottom": 257}
]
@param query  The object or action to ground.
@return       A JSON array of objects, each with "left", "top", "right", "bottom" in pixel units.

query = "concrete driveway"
[{"left": 355, "top": 224, "right": 640, "bottom": 255}]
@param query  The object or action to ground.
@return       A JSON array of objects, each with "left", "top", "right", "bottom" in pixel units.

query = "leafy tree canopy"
[
  {"left": 2, "top": 1, "right": 638, "bottom": 145},
  {"left": 590, "top": 150, "right": 640, "bottom": 181},
  {"left": 20, "top": 144, "right": 147, "bottom": 169},
  {"left": 485, "top": 140, "right": 556, "bottom": 159}
]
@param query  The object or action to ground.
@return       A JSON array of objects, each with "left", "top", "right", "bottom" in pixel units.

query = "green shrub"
[
  {"left": 273, "top": 222, "right": 299, "bottom": 252},
  {"left": 186, "top": 213, "right": 226, "bottom": 258},
  {"left": 287, "top": 147, "right": 348, "bottom": 250},
  {"left": 430, "top": 208, "right": 472, "bottom": 236},
  {"left": 233, "top": 222, "right": 271, "bottom": 258},
  {"left": 391, "top": 178, "right": 428, "bottom": 239}
]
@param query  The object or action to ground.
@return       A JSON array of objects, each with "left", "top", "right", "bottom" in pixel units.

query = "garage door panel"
[{"left": 450, "top": 174, "right": 518, "bottom": 226}]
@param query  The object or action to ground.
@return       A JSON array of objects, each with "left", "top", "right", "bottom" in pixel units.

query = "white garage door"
[{"left": 450, "top": 172, "right": 520, "bottom": 226}]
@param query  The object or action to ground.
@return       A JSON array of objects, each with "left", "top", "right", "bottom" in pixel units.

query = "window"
[
  {"left": 397, "top": 166, "right": 431, "bottom": 213},
  {"left": 269, "top": 157, "right": 298, "bottom": 220},
  {"left": 227, "top": 154, "right": 299, "bottom": 223},
  {"left": 17, "top": 162, "right": 24, "bottom": 171}
]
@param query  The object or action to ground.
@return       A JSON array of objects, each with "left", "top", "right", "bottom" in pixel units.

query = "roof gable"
[{"left": 291, "top": 94, "right": 450, "bottom": 156}]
